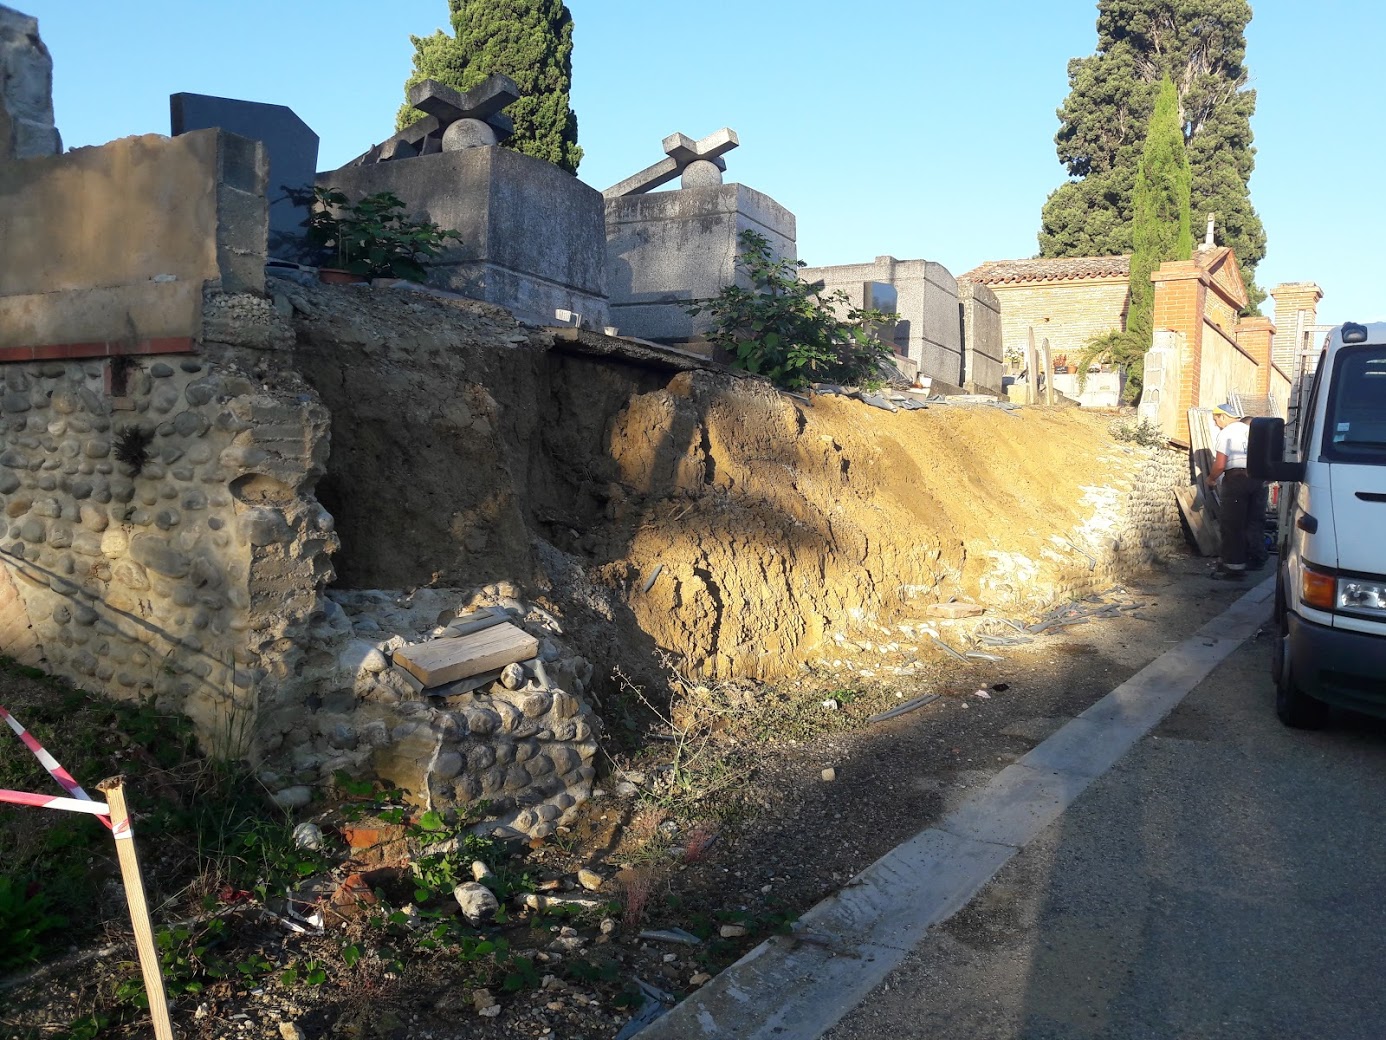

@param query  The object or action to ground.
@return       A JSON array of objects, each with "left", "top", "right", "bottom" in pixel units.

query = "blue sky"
[{"left": 19, "top": 0, "right": 1383, "bottom": 325}]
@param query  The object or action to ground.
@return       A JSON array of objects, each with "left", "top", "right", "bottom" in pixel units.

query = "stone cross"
[
  {"left": 602, "top": 128, "right": 739, "bottom": 199},
  {"left": 349, "top": 74, "right": 521, "bottom": 166}
]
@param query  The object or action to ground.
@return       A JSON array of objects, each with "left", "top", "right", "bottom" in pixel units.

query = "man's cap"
[{"left": 1211, "top": 402, "right": 1243, "bottom": 417}]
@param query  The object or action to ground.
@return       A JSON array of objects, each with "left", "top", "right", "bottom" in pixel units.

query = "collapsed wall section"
[{"left": 283, "top": 283, "right": 1190, "bottom": 686}]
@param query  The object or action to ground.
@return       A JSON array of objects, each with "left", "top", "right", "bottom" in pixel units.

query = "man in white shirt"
[{"left": 1205, "top": 402, "right": 1260, "bottom": 580}]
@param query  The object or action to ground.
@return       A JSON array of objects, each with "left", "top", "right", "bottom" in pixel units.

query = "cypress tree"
[
  {"left": 1127, "top": 76, "right": 1194, "bottom": 350},
  {"left": 1038, "top": 0, "right": 1265, "bottom": 310},
  {"left": 398, "top": 0, "right": 582, "bottom": 175},
  {"left": 1075, "top": 76, "right": 1192, "bottom": 401}
]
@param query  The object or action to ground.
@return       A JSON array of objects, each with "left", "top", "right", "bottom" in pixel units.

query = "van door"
[{"left": 1320, "top": 344, "right": 1386, "bottom": 573}]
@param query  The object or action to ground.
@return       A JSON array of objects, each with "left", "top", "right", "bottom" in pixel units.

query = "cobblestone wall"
[
  {"left": 0, "top": 331, "right": 334, "bottom": 754},
  {"left": 980, "top": 443, "right": 1189, "bottom": 607}
]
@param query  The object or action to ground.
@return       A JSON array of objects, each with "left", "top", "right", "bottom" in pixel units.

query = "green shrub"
[
  {"left": 690, "top": 230, "right": 896, "bottom": 391},
  {"left": 307, "top": 187, "right": 461, "bottom": 282}
]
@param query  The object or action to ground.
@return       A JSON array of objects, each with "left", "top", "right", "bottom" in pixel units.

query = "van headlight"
[
  {"left": 1302, "top": 562, "right": 1386, "bottom": 618},
  {"left": 1339, "top": 578, "right": 1386, "bottom": 617}
]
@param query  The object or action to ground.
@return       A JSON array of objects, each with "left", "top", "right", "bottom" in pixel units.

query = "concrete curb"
[{"left": 637, "top": 577, "right": 1275, "bottom": 1039}]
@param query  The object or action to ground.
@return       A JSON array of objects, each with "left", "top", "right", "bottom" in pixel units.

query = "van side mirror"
[{"left": 1248, "top": 417, "right": 1306, "bottom": 482}]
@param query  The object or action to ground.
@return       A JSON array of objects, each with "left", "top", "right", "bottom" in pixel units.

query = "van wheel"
[{"left": 1275, "top": 633, "right": 1328, "bottom": 729}]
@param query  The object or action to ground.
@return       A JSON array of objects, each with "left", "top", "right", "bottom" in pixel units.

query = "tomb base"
[
  {"left": 319, "top": 146, "right": 608, "bottom": 328},
  {"left": 605, "top": 183, "right": 795, "bottom": 344}
]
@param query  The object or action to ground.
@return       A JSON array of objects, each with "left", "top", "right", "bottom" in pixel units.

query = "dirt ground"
[
  {"left": 285, "top": 282, "right": 1154, "bottom": 689},
  {"left": 1, "top": 550, "right": 1260, "bottom": 1040}
]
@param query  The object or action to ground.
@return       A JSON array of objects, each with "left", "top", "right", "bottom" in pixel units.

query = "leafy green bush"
[
  {"left": 307, "top": 187, "right": 461, "bottom": 282},
  {"left": 1108, "top": 416, "right": 1167, "bottom": 447},
  {"left": 690, "top": 230, "right": 896, "bottom": 390}
]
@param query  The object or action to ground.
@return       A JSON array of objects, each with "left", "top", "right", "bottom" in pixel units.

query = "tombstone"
[
  {"left": 1, "top": 5, "right": 62, "bottom": 161},
  {"left": 798, "top": 256, "right": 965, "bottom": 389},
  {"left": 170, "top": 93, "right": 318, "bottom": 262},
  {"left": 604, "top": 129, "right": 796, "bottom": 345},
  {"left": 323, "top": 76, "right": 608, "bottom": 328}
]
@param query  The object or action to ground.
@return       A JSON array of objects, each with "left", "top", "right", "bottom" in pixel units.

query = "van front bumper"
[{"left": 1288, "top": 613, "right": 1386, "bottom": 718}]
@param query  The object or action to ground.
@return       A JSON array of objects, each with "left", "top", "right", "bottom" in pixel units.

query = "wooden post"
[
  {"left": 1042, "top": 337, "right": 1055, "bottom": 406},
  {"left": 1026, "top": 327, "right": 1039, "bottom": 405},
  {"left": 98, "top": 776, "right": 175, "bottom": 1040}
]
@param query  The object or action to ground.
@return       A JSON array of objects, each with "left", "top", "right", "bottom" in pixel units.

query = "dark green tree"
[
  {"left": 398, "top": 0, "right": 582, "bottom": 175},
  {"left": 1076, "top": 77, "right": 1192, "bottom": 401},
  {"left": 1038, "top": 0, "right": 1265, "bottom": 310},
  {"left": 1128, "top": 76, "right": 1194, "bottom": 348}
]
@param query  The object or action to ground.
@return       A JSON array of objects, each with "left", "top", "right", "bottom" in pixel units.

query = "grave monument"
[
  {"left": 323, "top": 75, "right": 608, "bottom": 327},
  {"left": 604, "top": 129, "right": 797, "bottom": 346},
  {"left": 170, "top": 93, "right": 319, "bottom": 262}
]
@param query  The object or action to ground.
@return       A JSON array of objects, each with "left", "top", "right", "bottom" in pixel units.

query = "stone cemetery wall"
[
  {"left": 605, "top": 183, "right": 796, "bottom": 344},
  {"left": 0, "top": 4, "right": 60, "bottom": 161},
  {"left": 0, "top": 129, "right": 267, "bottom": 352},
  {"left": 0, "top": 324, "right": 335, "bottom": 754},
  {"left": 957, "top": 279, "right": 1003, "bottom": 395},
  {"left": 798, "top": 257, "right": 965, "bottom": 389},
  {"left": 319, "top": 147, "right": 609, "bottom": 329}
]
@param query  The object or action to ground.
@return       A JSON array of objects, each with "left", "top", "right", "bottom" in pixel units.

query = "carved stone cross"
[
  {"left": 603, "top": 128, "right": 740, "bottom": 199},
  {"left": 349, "top": 74, "right": 521, "bottom": 166}
]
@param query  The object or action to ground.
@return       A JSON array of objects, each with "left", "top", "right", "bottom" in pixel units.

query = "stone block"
[
  {"left": 0, "top": 130, "right": 267, "bottom": 350},
  {"left": 957, "top": 279, "right": 1004, "bottom": 395},
  {"left": 0, "top": 5, "right": 60, "bottom": 161},
  {"left": 605, "top": 183, "right": 796, "bottom": 344},
  {"left": 318, "top": 146, "right": 608, "bottom": 327}
]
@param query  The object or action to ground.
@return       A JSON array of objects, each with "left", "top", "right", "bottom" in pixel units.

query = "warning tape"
[
  {"left": 0, "top": 788, "right": 111, "bottom": 816},
  {"left": 0, "top": 704, "right": 113, "bottom": 828}
]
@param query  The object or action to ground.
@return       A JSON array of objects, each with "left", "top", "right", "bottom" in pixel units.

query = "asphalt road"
[{"left": 825, "top": 622, "right": 1386, "bottom": 1040}]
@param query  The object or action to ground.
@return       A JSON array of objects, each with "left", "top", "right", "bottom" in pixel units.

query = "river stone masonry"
[
  {"left": 0, "top": 310, "right": 335, "bottom": 754},
  {"left": 313, "top": 583, "right": 601, "bottom": 839}
]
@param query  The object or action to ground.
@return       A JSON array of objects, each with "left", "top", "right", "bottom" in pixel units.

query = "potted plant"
[{"left": 306, "top": 187, "right": 461, "bottom": 284}]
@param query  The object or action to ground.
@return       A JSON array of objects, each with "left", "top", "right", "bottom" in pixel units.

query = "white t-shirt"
[{"left": 1216, "top": 420, "right": 1249, "bottom": 471}]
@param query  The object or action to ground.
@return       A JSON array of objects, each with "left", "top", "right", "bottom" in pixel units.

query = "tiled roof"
[{"left": 959, "top": 255, "right": 1131, "bottom": 285}]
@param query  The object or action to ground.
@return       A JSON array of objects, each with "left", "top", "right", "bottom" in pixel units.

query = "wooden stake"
[
  {"left": 1042, "top": 337, "right": 1055, "bottom": 406},
  {"left": 98, "top": 776, "right": 175, "bottom": 1040},
  {"left": 1026, "top": 327, "right": 1039, "bottom": 405}
]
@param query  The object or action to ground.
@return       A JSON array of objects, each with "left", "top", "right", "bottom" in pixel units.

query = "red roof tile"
[{"left": 959, "top": 255, "right": 1131, "bottom": 285}]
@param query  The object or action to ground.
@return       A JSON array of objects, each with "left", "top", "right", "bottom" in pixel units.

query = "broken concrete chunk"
[
  {"left": 394, "top": 622, "right": 539, "bottom": 689},
  {"left": 453, "top": 882, "right": 500, "bottom": 925}
]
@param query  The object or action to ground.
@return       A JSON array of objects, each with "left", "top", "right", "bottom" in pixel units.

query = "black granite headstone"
[{"left": 170, "top": 92, "right": 319, "bottom": 262}]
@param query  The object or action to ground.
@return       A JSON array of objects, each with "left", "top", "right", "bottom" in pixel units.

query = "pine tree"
[
  {"left": 1038, "top": 0, "right": 1265, "bottom": 309},
  {"left": 398, "top": 0, "right": 582, "bottom": 175},
  {"left": 1127, "top": 76, "right": 1194, "bottom": 350}
]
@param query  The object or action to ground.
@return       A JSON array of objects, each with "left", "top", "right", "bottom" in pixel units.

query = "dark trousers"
[
  {"left": 1246, "top": 480, "right": 1269, "bottom": 566},
  {"left": 1219, "top": 469, "right": 1262, "bottom": 570}
]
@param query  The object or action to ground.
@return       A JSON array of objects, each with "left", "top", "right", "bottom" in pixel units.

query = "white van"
[{"left": 1249, "top": 321, "right": 1386, "bottom": 728}]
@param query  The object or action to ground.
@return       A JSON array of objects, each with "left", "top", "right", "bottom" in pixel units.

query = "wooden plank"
[
  {"left": 394, "top": 622, "right": 539, "bottom": 689},
  {"left": 1175, "top": 484, "right": 1221, "bottom": 557}
]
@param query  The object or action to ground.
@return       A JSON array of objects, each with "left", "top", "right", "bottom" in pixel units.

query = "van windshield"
[{"left": 1322, "top": 345, "right": 1386, "bottom": 465}]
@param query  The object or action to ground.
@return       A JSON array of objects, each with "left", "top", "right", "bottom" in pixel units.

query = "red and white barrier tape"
[
  {"left": 0, "top": 704, "right": 113, "bottom": 828},
  {"left": 0, "top": 787, "right": 111, "bottom": 816}
]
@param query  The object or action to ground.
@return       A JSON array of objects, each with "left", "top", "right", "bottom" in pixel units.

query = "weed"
[{"left": 619, "top": 867, "right": 655, "bottom": 933}]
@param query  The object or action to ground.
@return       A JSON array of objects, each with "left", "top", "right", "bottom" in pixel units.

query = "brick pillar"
[
  {"left": 1151, "top": 260, "right": 1207, "bottom": 445},
  {"left": 1235, "top": 316, "right": 1276, "bottom": 396},
  {"left": 1269, "top": 282, "right": 1323, "bottom": 373}
]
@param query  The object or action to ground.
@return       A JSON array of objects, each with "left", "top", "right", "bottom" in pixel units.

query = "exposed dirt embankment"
[{"left": 284, "top": 283, "right": 1167, "bottom": 683}]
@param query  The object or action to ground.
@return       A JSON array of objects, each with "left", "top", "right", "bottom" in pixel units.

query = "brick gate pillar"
[
  {"left": 1235, "top": 316, "right": 1276, "bottom": 396},
  {"left": 1151, "top": 260, "right": 1207, "bottom": 445}
]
